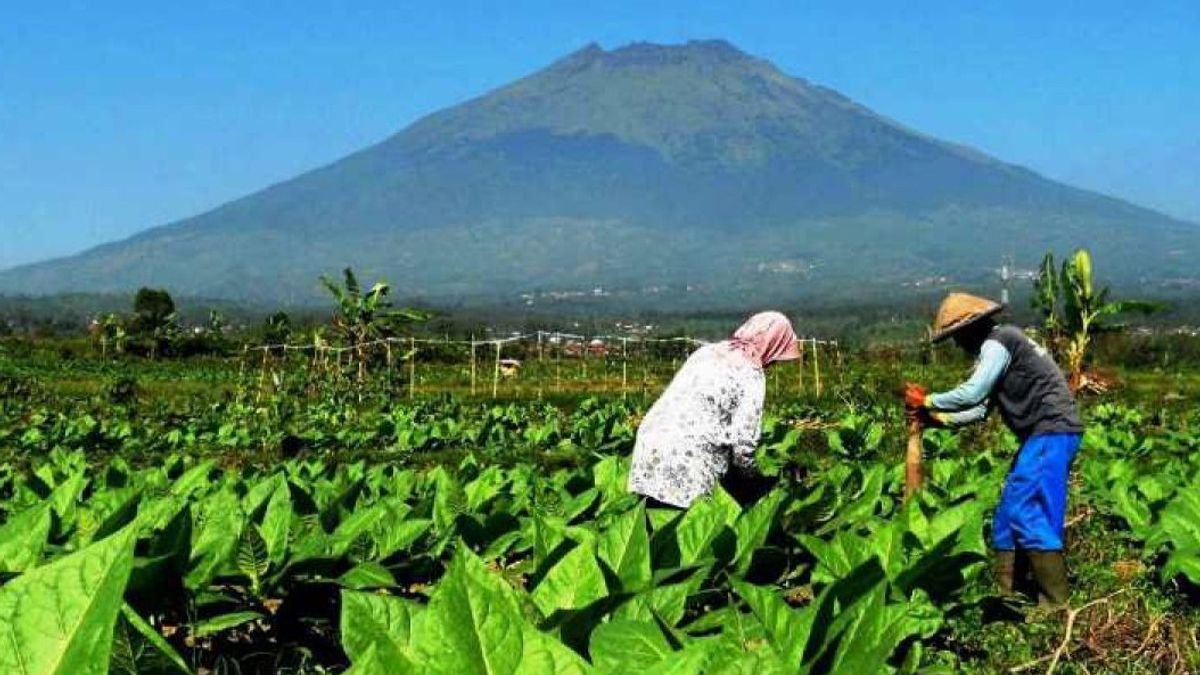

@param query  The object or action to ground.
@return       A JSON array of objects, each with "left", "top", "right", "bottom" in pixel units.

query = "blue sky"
[{"left": 1, "top": 1, "right": 1197, "bottom": 269}]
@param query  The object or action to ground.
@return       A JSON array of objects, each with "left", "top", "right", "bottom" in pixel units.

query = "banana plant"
[
  {"left": 97, "top": 313, "right": 128, "bottom": 358},
  {"left": 1060, "top": 249, "right": 1161, "bottom": 390},
  {"left": 320, "top": 268, "right": 426, "bottom": 346},
  {"left": 1033, "top": 249, "right": 1159, "bottom": 391},
  {"left": 320, "top": 267, "right": 427, "bottom": 379},
  {"left": 1030, "top": 252, "right": 1062, "bottom": 353},
  {"left": 149, "top": 314, "right": 181, "bottom": 360}
]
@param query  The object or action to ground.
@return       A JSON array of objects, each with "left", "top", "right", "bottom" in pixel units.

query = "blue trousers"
[{"left": 993, "top": 433, "right": 1082, "bottom": 552}]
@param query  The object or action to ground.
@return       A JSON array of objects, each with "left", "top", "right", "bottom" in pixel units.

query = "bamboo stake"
[
  {"left": 493, "top": 341, "right": 501, "bottom": 399},
  {"left": 796, "top": 340, "right": 805, "bottom": 396},
  {"left": 536, "top": 335, "right": 544, "bottom": 400},
  {"left": 357, "top": 344, "right": 365, "bottom": 384},
  {"left": 470, "top": 334, "right": 477, "bottom": 396},
  {"left": 641, "top": 342, "right": 649, "bottom": 399},
  {"left": 905, "top": 417, "right": 924, "bottom": 500},
  {"left": 811, "top": 338, "right": 822, "bottom": 397},
  {"left": 621, "top": 338, "right": 629, "bottom": 398},
  {"left": 555, "top": 336, "right": 562, "bottom": 394},
  {"left": 408, "top": 337, "right": 416, "bottom": 399},
  {"left": 257, "top": 349, "right": 269, "bottom": 404}
]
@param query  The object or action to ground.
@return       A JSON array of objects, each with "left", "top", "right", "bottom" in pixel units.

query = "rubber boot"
[
  {"left": 1028, "top": 551, "right": 1070, "bottom": 609},
  {"left": 995, "top": 550, "right": 1017, "bottom": 596}
]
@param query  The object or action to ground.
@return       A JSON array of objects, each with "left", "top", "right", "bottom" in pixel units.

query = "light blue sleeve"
[
  {"left": 929, "top": 339, "right": 1010, "bottom": 411},
  {"left": 937, "top": 403, "right": 990, "bottom": 427}
]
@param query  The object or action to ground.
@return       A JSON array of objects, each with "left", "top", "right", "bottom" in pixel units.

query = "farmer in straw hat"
[
  {"left": 906, "top": 293, "right": 1083, "bottom": 608},
  {"left": 629, "top": 311, "right": 801, "bottom": 508}
]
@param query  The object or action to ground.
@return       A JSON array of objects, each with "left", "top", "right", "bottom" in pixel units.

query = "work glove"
[{"left": 904, "top": 382, "right": 930, "bottom": 411}]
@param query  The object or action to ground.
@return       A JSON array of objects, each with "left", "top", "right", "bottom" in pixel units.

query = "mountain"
[{"left": 3, "top": 40, "right": 1197, "bottom": 307}]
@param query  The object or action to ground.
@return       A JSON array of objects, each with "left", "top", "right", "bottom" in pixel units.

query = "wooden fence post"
[
  {"left": 239, "top": 345, "right": 248, "bottom": 385},
  {"left": 555, "top": 334, "right": 562, "bottom": 394},
  {"left": 621, "top": 338, "right": 629, "bottom": 398},
  {"left": 257, "top": 349, "right": 269, "bottom": 404},
  {"left": 408, "top": 337, "right": 416, "bottom": 399},
  {"left": 493, "top": 341, "right": 501, "bottom": 399},
  {"left": 796, "top": 339, "right": 805, "bottom": 396},
  {"left": 470, "top": 334, "right": 477, "bottom": 396},
  {"left": 812, "top": 338, "right": 822, "bottom": 397}
]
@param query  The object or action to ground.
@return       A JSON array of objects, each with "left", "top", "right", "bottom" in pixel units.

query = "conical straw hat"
[{"left": 931, "top": 293, "right": 1004, "bottom": 342}]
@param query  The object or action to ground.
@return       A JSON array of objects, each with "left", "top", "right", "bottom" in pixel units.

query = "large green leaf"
[
  {"left": 615, "top": 568, "right": 706, "bottom": 627},
  {"left": 190, "top": 611, "right": 263, "bottom": 638},
  {"left": 798, "top": 531, "right": 874, "bottom": 584},
  {"left": 674, "top": 489, "right": 740, "bottom": 566},
  {"left": 241, "top": 475, "right": 281, "bottom": 517},
  {"left": 690, "top": 634, "right": 788, "bottom": 675},
  {"left": 374, "top": 515, "right": 431, "bottom": 559},
  {"left": 731, "top": 490, "right": 786, "bottom": 575},
  {"left": 259, "top": 479, "right": 293, "bottom": 567},
  {"left": 596, "top": 504, "right": 652, "bottom": 591},
  {"left": 818, "top": 584, "right": 940, "bottom": 674},
  {"left": 236, "top": 525, "right": 270, "bottom": 594},
  {"left": 90, "top": 489, "right": 143, "bottom": 545},
  {"left": 589, "top": 619, "right": 673, "bottom": 672},
  {"left": 49, "top": 472, "right": 87, "bottom": 537},
  {"left": 0, "top": 502, "right": 52, "bottom": 574},
  {"left": 412, "top": 548, "right": 591, "bottom": 674},
  {"left": 340, "top": 590, "right": 419, "bottom": 667},
  {"left": 108, "top": 618, "right": 138, "bottom": 675},
  {"left": 465, "top": 466, "right": 506, "bottom": 511},
  {"left": 185, "top": 488, "right": 243, "bottom": 589},
  {"left": 532, "top": 512, "right": 570, "bottom": 567},
  {"left": 1154, "top": 488, "right": 1200, "bottom": 552},
  {"left": 117, "top": 603, "right": 193, "bottom": 674},
  {"left": 339, "top": 562, "right": 397, "bottom": 589},
  {"left": 169, "top": 461, "right": 216, "bottom": 498},
  {"left": 0, "top": 525, "right": 138, "bottom": 675},
  {"left": 1163, "top": 550, "right": 1200, "bottom": 585},
  {"left": 329, "top": 502, "right": 389, "bottom": 558},
  {"left": 432, "top": 471, "right": 465, "bottom": 534},
  {"left": 532, "top": 540, "right": 608, "bottom": 616},
  {"left": 816, "top": 465, "right": 886, "bottom": 535},
  {"left": 342, "top": 644, "right": 385, "bottom": 675},
  {"left": 732, "top": 580, "right": 814, "bottom": 669}
]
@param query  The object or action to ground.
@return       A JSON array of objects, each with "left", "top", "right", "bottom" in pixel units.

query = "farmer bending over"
[
  {"left": 907, "top": 293, "right": 1083, "bottom": 608},
  {"left": 628, "top": 311, "right": 800, "bottom": 508}
]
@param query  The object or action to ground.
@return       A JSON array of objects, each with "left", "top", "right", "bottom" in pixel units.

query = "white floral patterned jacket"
[{"left": 627, "top": 343, "right": 765, "bottom": 507}]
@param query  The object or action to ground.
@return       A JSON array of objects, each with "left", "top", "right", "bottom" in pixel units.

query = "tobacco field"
[{"left": 2, "top": 350, "right": 1200, "bottom": 674}]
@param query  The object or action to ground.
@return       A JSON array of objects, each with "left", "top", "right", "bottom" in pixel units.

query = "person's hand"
[
  {"left": 914, "top": 408, "right": 947, "bottom": 429},
  {"left": 904, "top": 382, "right": 929, "bottom": 410}
]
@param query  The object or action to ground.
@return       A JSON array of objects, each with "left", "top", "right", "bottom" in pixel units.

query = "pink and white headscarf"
[{"left": 727, "top": 311, "right": 801, "bottom": 368}]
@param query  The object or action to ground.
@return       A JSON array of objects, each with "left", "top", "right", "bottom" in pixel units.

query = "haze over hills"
[{"left": 3, "top": 40, "right": 1197, "bottom": 308}]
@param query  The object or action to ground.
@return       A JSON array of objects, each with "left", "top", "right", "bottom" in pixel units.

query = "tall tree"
[{"left": 131, "top": 288, "right": 178, "bottom": 358}]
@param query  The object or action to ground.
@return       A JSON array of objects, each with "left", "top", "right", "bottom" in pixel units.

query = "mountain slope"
[{"left": 3, "top": 40, "right": 1196, "bottom": 306}]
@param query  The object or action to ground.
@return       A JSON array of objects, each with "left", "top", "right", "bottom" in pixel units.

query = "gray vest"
[{"left": 989, "top": 325, "right": 1084, "bottom": 439}]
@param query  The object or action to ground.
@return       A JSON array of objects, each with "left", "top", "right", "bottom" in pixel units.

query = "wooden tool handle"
[{"left": 904, "top": 417, "right": 923, "bottom": 500}]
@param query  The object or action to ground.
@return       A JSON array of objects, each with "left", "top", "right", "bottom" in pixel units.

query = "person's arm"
[
  {"left": 931, "top": 402, "right": 990, "bottom": 428},
  {"left": 726, "top": 375, "right": 766, "bottom": 475},
  {"left": 928, "top": 340, "right": 1010, "bottom": 412}
]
